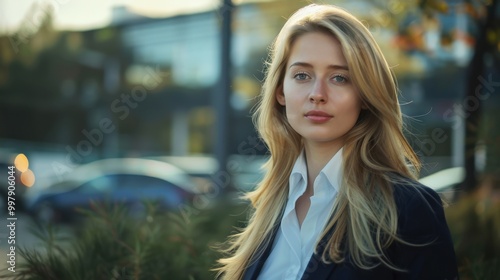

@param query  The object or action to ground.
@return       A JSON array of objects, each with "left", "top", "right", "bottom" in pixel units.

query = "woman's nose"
[{"left": 309, "top": 80, "right": 327, "bottom": 103}]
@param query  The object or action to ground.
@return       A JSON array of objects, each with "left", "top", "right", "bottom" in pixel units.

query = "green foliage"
[
  {"left": 6, "top": 191, "right": 500, "bottom": 280},
  {"left": 0, "top": 199, "right": 249, "bottom": 280},
  {"left": 445, "top": 191, "right": 500, "bottom": 280}
]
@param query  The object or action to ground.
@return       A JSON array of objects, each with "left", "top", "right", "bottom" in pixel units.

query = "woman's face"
[{"left": 277, "top": 31, "right": 363, "bottom": 149}]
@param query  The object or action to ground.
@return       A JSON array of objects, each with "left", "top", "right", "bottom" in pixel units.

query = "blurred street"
[
  {"left": 0, "top": 0, "right": 498, "bottom": 278},
  {"left": 0, "top": 212, "right": 76, "bottom": 276},
  {"left": 0, "top": 213, "right": 42, "bottom": 272}
]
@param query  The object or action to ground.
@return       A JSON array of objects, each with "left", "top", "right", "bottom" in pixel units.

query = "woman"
[{"left": 217, "top": 4, "right": 458, "bottom": 280}]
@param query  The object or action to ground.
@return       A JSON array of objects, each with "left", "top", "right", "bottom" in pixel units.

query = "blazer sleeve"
[{"left": 390, "top": 184, "right": 459, "bottom": 280}]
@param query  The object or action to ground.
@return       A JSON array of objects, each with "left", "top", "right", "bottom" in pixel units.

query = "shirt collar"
[
  {"left": 320, "top": 147, "right": 343, "bottom": 192},
  {"left": 289, "top": 147, "right": 344, "bottom": 198}
]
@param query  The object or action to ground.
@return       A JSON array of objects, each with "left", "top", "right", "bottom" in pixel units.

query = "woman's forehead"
[{"left": 286, "top": 32, "right": 348, "bottom": 69}]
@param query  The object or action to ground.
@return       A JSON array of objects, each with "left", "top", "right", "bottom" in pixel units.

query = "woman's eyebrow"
[{"left": 288, "top": 61, "right": 349, "bottom": 70}]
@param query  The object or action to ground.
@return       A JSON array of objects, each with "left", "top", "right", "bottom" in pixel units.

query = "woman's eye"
[
  {"left": 332, "top": 75, "right": 348, "bottom": 83},
  {"left": 294, "top": 73, "right": 309, "bottom": 80}
]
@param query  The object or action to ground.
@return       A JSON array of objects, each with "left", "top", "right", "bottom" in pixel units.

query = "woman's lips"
[{"left": 304, "top": 110, "right": 333, "bottom": 123}]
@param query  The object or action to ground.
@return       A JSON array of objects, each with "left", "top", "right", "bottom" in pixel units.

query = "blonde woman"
[{"left": 217, "top": 4, "right": 458, "bottom": 280}]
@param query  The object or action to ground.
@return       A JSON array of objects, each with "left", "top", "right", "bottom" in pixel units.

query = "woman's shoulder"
[
  {"left": 389, "top": 176, "right": 448, "bottom": 240},
  {"left": 385, "top": 177, "right": 459, "bottom": 279},
  {"left": 388, "top": 175, "right": 442, "bottom": 209}
]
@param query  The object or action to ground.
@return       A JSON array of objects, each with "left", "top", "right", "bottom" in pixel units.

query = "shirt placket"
[
  {"left": 300, "top": 176, "right": 326, "bottom": 265},
  {"left": 282, "top": 179, "right": 306, "bottom": 280},
  {"left": 280, "top": 211, "right": 302, "bottom": 279}
]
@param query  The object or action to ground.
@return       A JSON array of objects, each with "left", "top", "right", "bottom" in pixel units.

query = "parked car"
[
  {"left": 150, "top": 154, "right": 268, "bottom": 192},
  {"left": 419, "top": 166, "right": 464, "bottom": 201},
  {"left": 25, "top": 158, "right": 201, "bottom": 223}
]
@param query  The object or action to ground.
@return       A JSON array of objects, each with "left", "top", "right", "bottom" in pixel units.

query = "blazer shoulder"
[
  {"left": 388, "top": 181, "right": 459, "bottom": 279},
  {"left": 392, "top": 180, "right": 443, "bottom": 213},
  {"left": 391, "top": 179, "right": 449, "bottom": 243}
]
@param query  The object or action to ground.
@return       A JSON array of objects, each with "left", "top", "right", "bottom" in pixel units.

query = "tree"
[
  {"left": 460, "top": 0, "right": 499, "bottom": 192},
  {"left": 389, "top": 0, "right": 499, "bottom": 192}
]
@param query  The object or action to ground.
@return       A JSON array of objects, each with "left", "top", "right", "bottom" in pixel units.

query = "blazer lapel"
[
  {"left": 301, "top": 228, "right": 338, "bottom": 279},
  {"left": 242, "top": 224, "right": 280, "bottom": 280},
  {"left": 243, "top": 213, "right": 339, "bottom": 280},
  {"left": 243, "top": 226, "right": 338, "bottom": 280},
  {"left": 301, "top": 250, "right": 337, "bottom": 280}
]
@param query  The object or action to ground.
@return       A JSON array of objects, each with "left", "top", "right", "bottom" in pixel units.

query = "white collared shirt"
[{"left": 258, "top": 148, "right": 343, "bottom": 280}]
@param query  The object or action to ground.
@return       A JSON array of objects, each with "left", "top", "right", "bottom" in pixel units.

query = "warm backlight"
[
  {"left": 21, "top": 169, "right": 35, "bottom": 187},
  {"left": 14, "top": 154, "right": 29, "bottom": 172}
]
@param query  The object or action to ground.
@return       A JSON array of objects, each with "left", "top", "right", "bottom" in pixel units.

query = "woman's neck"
[{"left": 303, "top": 140, "right": 343, "bottom": 188}]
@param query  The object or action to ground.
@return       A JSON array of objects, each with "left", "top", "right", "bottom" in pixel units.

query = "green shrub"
[
  {"left": 6, "top": 191, "right": 499, "bottom": 280},
  {"left": 0, "top": 199, "right": 249, "bottom": 280},
  {"left": 445, "top": 191, "right": 500, "bottom": 280}
]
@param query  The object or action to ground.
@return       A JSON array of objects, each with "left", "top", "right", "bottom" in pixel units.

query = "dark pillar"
[
  {"left": 214, "top": 0, "right": 233, "bottom": 194},
  {"left": 461, "top": 0, "right": 498, "bottom": 193}
]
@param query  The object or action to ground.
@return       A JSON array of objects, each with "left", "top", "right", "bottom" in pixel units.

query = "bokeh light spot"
[
  {"left": 14, "top": 154, "right": 29, "bottom": 172},
  {"left": 21, "top": 169, "right": 35, "bottom": 187}
]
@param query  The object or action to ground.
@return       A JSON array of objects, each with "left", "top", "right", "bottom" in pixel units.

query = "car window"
[{"left": 77, "top": 175, "right": 117, "bottom": 193}]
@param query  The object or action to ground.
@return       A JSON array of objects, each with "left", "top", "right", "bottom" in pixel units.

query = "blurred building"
[
  {"left": 1, "top": 0, "right": 497, "bottom": 178},
  {"left": 92, "top": 1, "right": 305, "bottom": 157}
]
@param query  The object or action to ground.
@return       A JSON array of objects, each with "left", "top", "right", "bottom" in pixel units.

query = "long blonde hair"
[{"left": 216, "top": 4, "right": 421, "bottom": 279}]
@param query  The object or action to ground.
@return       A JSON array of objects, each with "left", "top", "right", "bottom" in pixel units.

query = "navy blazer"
[{"left": 242, "top": 183, "right": 459, "bottom": 280}]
